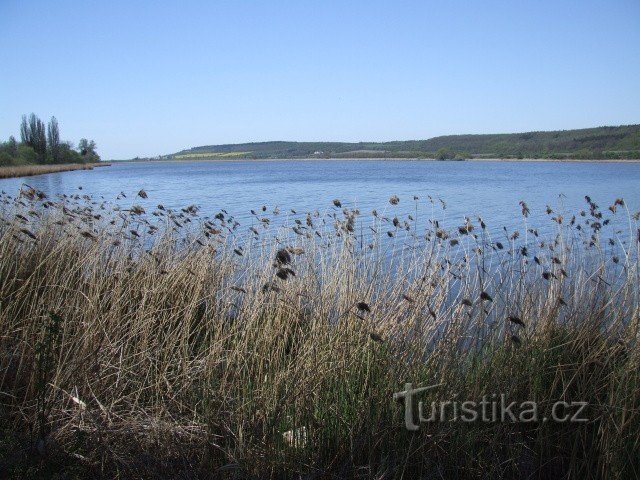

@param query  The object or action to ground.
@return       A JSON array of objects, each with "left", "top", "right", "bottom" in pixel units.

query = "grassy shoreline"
[
  {"left": 0, "top": 188, "right": 638, "bottom": 478},
  {"left": 0, "top": 162, "right": 110, "bottom": 179}
]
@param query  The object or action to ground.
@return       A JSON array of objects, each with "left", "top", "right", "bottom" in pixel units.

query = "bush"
[
  {"left": 436, "top": 147, "right": 455, "bottom": 160},
  {"left": 16, "top": 144, "right": 38, "bottom": 165},
  {"left": 57, "top": 143, "right": 84, "bottom": 164},
  {"left": 0, "top": 152, "right": 13, "bottom": 166}
]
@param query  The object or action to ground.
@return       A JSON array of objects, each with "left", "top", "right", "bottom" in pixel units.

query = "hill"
[{"left": 168, "top": 125, "right": 640, "bottom": 160}]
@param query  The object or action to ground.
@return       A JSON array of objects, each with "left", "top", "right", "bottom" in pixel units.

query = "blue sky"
[{"left": 1, "top": 0, "right": 639, "bottom": 159}]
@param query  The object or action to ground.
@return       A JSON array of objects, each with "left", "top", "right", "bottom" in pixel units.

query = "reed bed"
[
  {"left": 0, "top": 162, "right": 109, "bottom": 179},
  {"left": 0, "top": 186, "right": 638, "bottom": 479}
]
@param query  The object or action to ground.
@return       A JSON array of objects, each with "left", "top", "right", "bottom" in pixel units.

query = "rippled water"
[{"left": 1, "top": 159, "right": 639, "bottom": 237}]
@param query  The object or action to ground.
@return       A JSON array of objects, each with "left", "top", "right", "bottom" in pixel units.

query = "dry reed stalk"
[
  {"left": 0, "top": 163, "right": 110, "bottom": 179},
  {"left": 0, "top": 188, "right": 638, "bottom": 478}
]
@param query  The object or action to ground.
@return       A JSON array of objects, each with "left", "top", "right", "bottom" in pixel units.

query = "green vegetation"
[
  {"left": 174, "top": 151, "right": 252, "bottom": 159},
  {"left": 169, "top": 124, "right": 640, "bottom": 160},
  {"left": 435, "top": 147, "right": 468, "bottom": 160},
  {"left": 1, "top": 189, "right": 638, "bottom": 478},
  {"left": 0, "top": 113, "right": 100, "bottom": 167}
]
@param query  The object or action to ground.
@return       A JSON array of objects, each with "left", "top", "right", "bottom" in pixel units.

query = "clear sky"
[{"left": 1, "top": 0, "right": 639, "bottom": 159}]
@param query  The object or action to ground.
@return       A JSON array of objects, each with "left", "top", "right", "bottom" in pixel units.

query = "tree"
[
  {"left": 7, "top": 136, "right": 18, "bottom": 157},
  {"left": 20, "top": 116, "right": 29, "bottom": 144},
  {"left": 78, "top": 138, "right": 91, "bottom": 155},
  {"left": 0, "top": 136, "right": 20, "bottom": 166},
  {"left": 17, "top": 144, "right": 38, "bottom": 163},
  {"left": 57, "top": 142, "right": 82, "bottom": 164},
  {"left": 30, "top": 113, "right": 46, "bottom": 159},
  {"left": 0, "top": 152, "right": 12, "bottom": 166},
  {"left": 47, "top": 117, "right": 61, "bottom": 163},
  {"left": 435, "top": 147, "right": 454, "bottom": 160},
  {"left": 21, "top": 113, "right": 47, "bottom": 161},
  {"left": 11, "top": 114, "right": 100, "bottom": 165},
  {"left": 78, "top": 138, "right": 99, "bottom": 162}
]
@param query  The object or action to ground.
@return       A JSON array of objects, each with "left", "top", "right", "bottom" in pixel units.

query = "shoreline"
[
  {"left": 113, "top": 157, "right": 640, "bottom": 164},
  {"left": 0, "top": 162, "right": 111, "bottom": 179}
]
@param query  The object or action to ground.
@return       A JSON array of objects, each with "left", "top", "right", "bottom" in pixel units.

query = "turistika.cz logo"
[{"left": 393, "top": 383, "right": 589, "bottom": 431}]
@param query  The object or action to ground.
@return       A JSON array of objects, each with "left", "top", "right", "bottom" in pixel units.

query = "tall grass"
[
  {"left": 0, "top": 187, "right": 638, "bottom": 479},
  {"left": 0, "top": 163, "right": 109, "bottom": 179}
]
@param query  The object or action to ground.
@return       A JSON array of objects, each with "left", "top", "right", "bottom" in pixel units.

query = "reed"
[
  {"left": 0, "top": 163, "right": 110, "bottom": 179},
  {"left": 0, "top": 187, "right": 638, "bottom": 479}
]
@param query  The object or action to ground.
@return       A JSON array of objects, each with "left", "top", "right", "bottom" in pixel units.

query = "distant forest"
[
  {"left": 167, "top": 124, "right": 640, "bottom": 160},
  {"left": 0, "top": 114, "right": 100, "bottom": 166}
]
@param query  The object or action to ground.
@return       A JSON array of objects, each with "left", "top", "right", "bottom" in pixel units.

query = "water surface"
[{"left": 1, "top": 159, "right": 639, "bottom": 237}]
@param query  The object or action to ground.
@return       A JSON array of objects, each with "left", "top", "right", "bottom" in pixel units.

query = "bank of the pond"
[{"left": 0, "top": 162, "right": 110, "bottom": 179}]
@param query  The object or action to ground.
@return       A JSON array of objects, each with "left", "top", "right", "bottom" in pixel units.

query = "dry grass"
[
  {"left": 0, "top": 187, "right": 638, "bottom": 479},
  {"left": 0, "top": 163, "right": 110, "bottom": 179}
]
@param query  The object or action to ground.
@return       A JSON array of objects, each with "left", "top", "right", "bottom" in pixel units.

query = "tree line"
[
  {"left": 174, "top": 125, "right": 640, "bottom": 160},
  {"left": 0, "top": 113, "right": 100, "bottom": 166}
]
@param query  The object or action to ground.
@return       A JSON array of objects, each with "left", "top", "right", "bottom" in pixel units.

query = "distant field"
[{"left": 174, "top": 151, "right": 251, "bottom": 159}]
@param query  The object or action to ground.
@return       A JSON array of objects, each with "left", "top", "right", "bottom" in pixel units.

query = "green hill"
[{"left": 169, "top": 124, "right": 640, "bottom": 160}]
